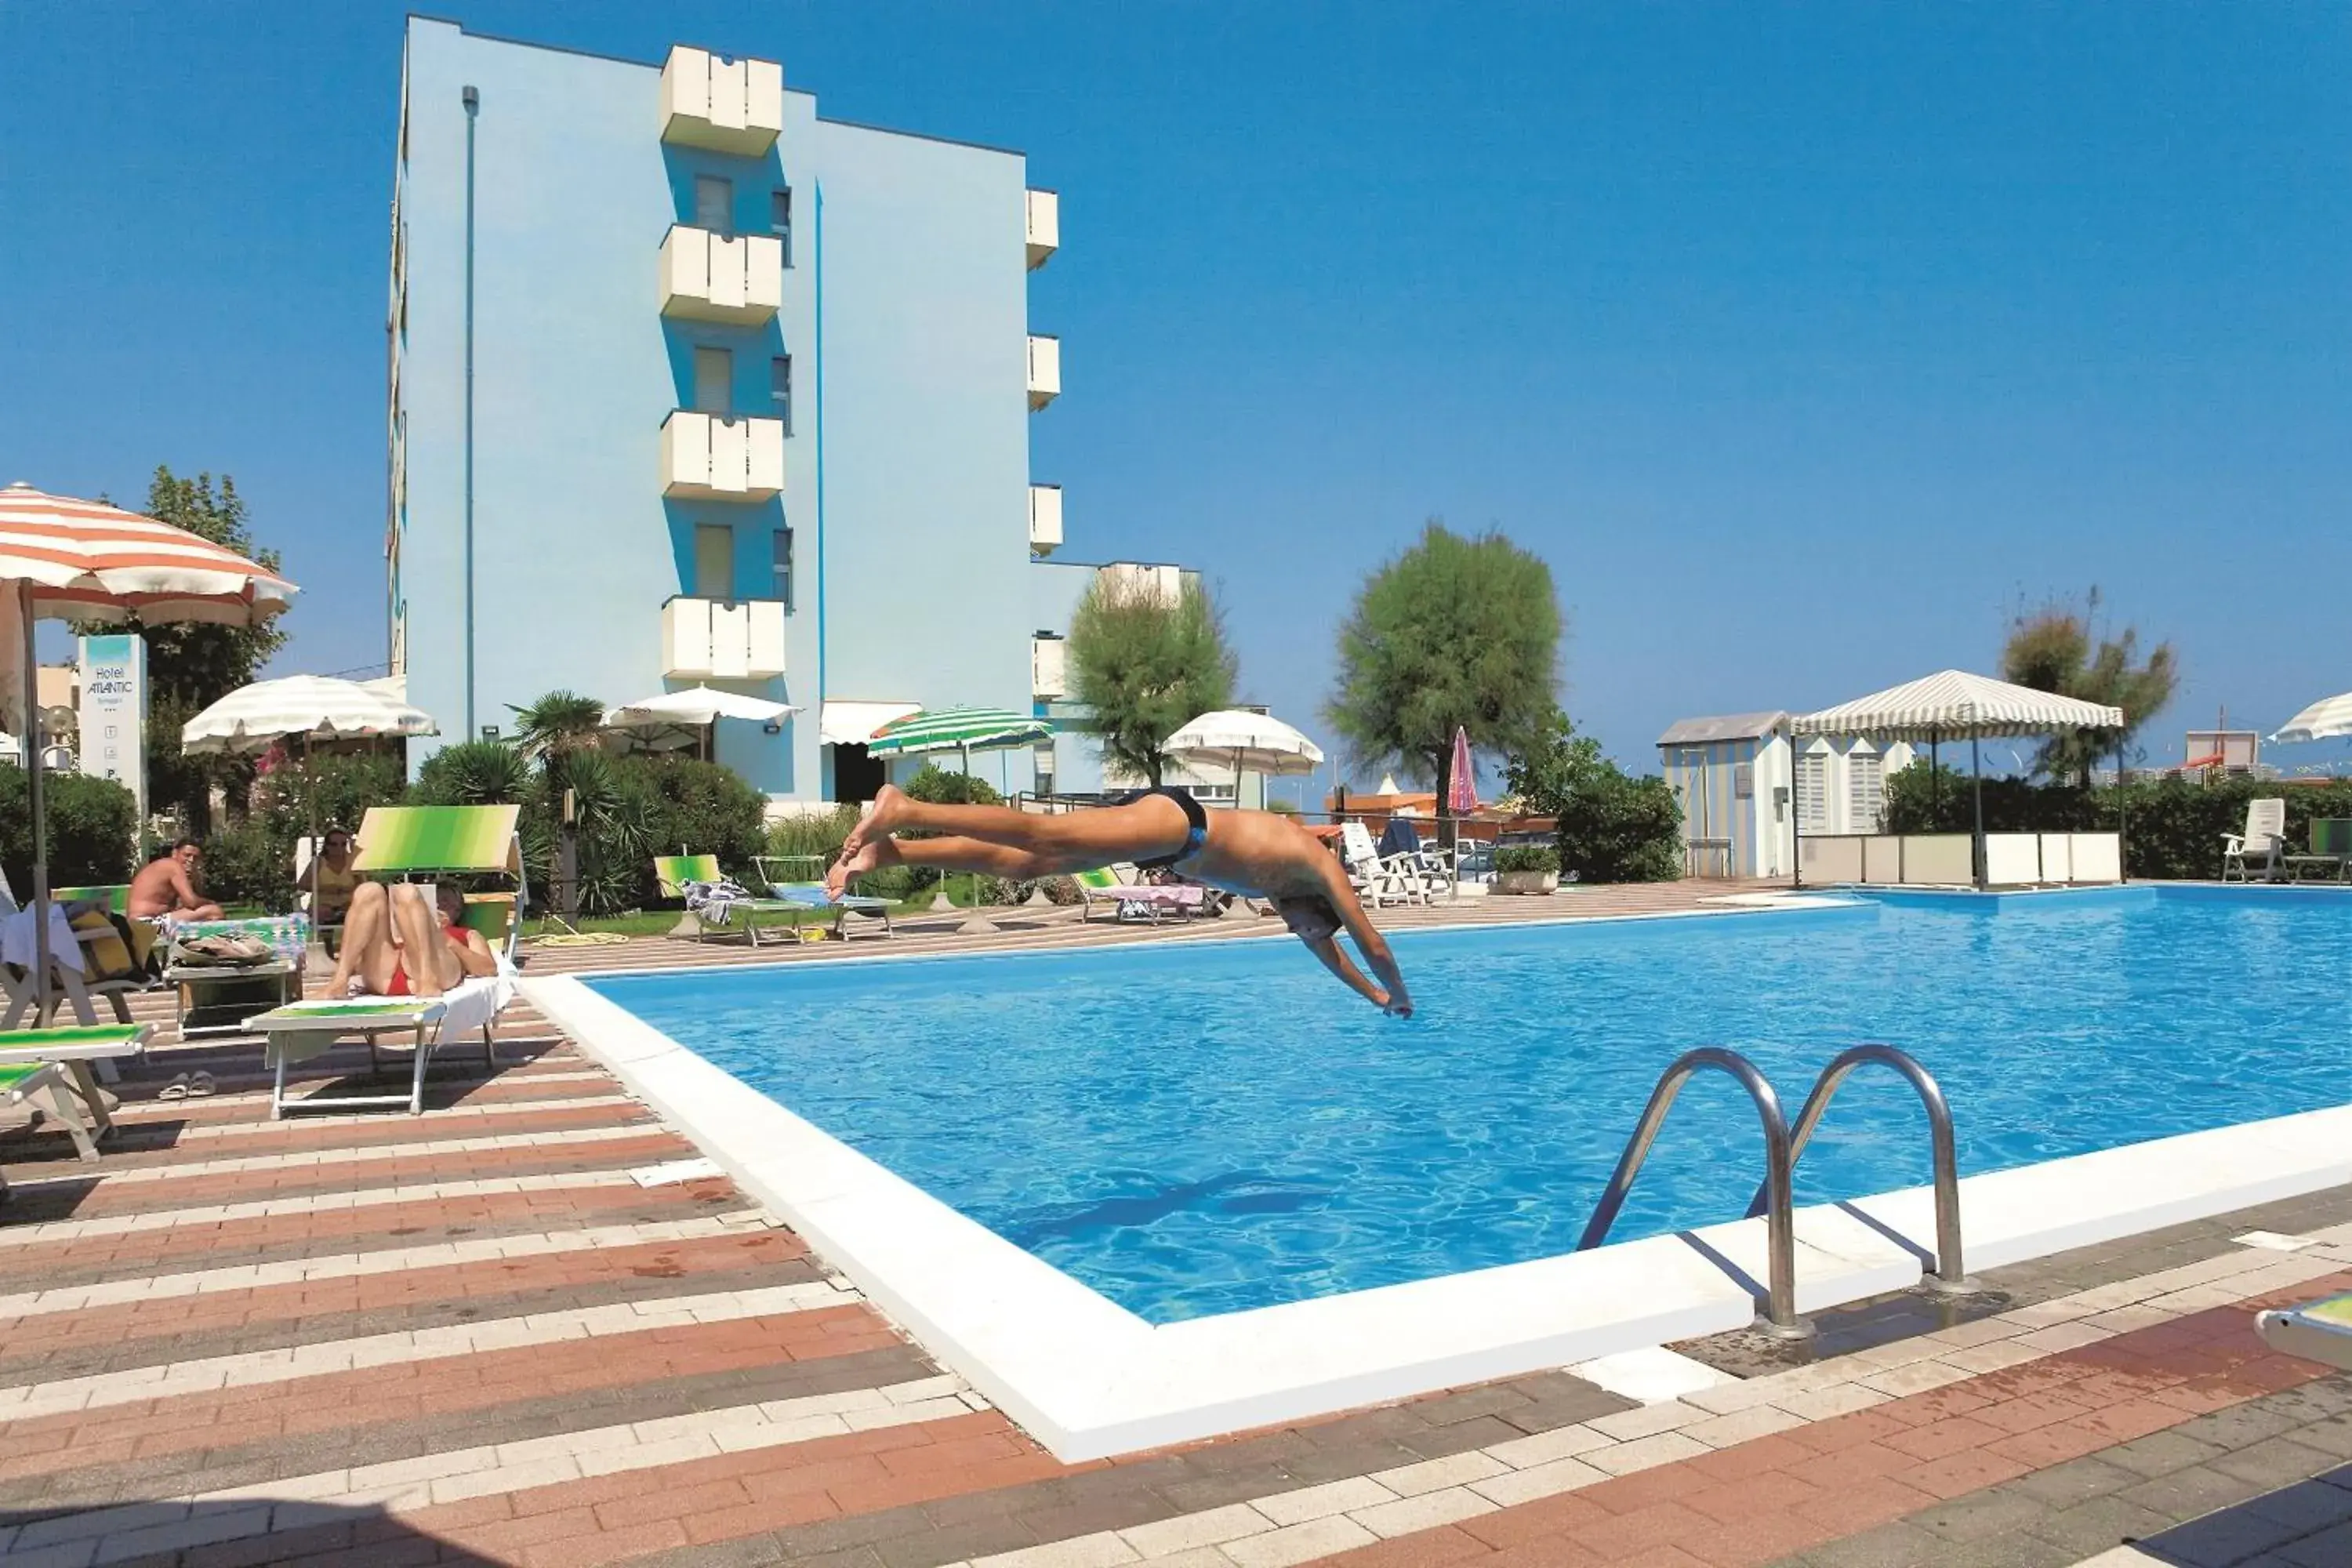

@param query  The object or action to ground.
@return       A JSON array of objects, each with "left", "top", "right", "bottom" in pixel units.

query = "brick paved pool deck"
[{"left": 5, "top": 884, "right": 2350, "bottom": 1567}]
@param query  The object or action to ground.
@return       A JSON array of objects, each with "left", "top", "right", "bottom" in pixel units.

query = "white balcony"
[
  {"left": 1028, "top": 484, "right": 1062, "bottom": 557},
  {"left": 660, "top": 411, "right": 784, "bottom": 499},
  {"left": 1097, "top": 562, "right": 1181, "bottom": 606},
  {"left": 659, "top": 45, "right": 784, "bottom": 155},
  {"left": 1027, "top": 334, "right": 1060, "bottom": 411},
  {"left": 663, "top": 597, "right": 786, "bottom": 681},
  {"left": 1033, "top": 636, "right": 1068, "bottom": 700},
  {"left": 1025, "top": 189, "right": 1058, "bottom": 270},
  {"left": 659, "top": 227, "right": 782, "bottom": 323}
]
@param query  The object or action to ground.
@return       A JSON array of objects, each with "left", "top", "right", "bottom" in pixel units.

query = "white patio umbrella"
[
  {"left": 602, "top": 685, "right": 798, "bottom": 762},
  {"left": 1794, "top": 669, "right": 2124, "bottom": 889},
  {"left": 2272, "top": 692, "right": 2352, "bottom": 746},
  {"left": 0, "top": 482, "right": 295, "bottom": 1018},
  {"left": 182, "top": 674, "right": 439, "bottom": 847},
  {"left": 181, "top": 674, "right": 437, "bottom": 755},
  {"left": 1161, "top": 710, "right": 1324, "bottom": 800}
]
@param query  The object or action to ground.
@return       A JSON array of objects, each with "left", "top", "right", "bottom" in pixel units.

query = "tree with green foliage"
[
  {"left": 1065, "top": 574, "right": 1238, "bottom": 787},
  {"left": 90, "top": 470, "right": 289, "bottom": 834},
  {"left": 1504, "top": 712, "right": 1683, "bottom": 883},
  {"left": 2001, "top": 588, "right": 2176, "bottom": 784},
  {"left": 1324, "top": 521, "right": 1563, "bottom": 819}
]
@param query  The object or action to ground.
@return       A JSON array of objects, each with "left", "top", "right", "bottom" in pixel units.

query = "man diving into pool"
[{"left": 830, "top": 785, "right": 1414, "bottom": 1015}]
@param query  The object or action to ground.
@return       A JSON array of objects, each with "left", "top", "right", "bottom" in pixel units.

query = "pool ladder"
[{"left": 1575, "top": 1044, "right": 1969, "bottom": 1339}]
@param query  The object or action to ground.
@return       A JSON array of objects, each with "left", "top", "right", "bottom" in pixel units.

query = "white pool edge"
[{"left": 524, "top": 929, "right": 2352, "bottom": 1462}]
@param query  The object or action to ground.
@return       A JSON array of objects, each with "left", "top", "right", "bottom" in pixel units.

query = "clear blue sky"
[{"left": 2, "top": 2, "right": 2346, "bottom": 779}]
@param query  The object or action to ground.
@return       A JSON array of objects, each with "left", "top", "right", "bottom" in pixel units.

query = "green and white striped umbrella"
[{"left": 865, "top": 707, "right": 1052, "bottom": 757}]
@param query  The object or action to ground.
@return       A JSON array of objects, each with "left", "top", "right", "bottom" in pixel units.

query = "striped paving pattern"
[{"left": 5, "top": 887, "right": 2351, "bottom": 1567}]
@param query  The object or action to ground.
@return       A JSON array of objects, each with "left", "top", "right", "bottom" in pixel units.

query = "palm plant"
[
  {"left": 508, "top": 690, "right": 608, "bottom": 764},
  {"left": 413, "top": 739, "right": 534, "bottom": 805}
]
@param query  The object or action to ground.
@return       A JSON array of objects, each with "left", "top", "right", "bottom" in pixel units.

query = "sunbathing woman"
[
  {"left": 832, "top": 785, "right": 1413, "bottom": 1014},
  {"left": 325, "top": 883, "right": 497, "bottom": 1000}
]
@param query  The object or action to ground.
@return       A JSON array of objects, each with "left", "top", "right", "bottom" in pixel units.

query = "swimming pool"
[{"left": 585, "top": 886, "right": 2352, "bottom": 1324}]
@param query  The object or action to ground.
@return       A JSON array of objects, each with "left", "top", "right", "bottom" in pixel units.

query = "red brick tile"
[
  {"left": 517, "top": 1519, "right": 691, "bottom": 1568},
  {"left": 1322, "top": 1524, "right": 1500, "bottom": 1567},
  {"left": 1881, "top": 1415, "right": 2006, "bottom": 1461},
  {"left": 1789, "top": 1474, "right": 1936, "bottom": 1536},
  {"left": 1983, "top": 1418, "right": 2115, "bottom": 1470},
  {"left": 1680, "top": 1433, "right": 1815, "bottom": 1484},
  {"left": 2067, "top": 1399, "right": 2190, "bottom": 1445},
  {"left": 1679, "top": 1509, "right": 1824, "bottom": 1568},
  {"left": 431, "top": 1502, "right": 593, "bottom": 1555},
  {"left": 1682, "top": 1471, "right": 1824, "bottom": 1526},
  {"left": 1475, "top": 1537, "right": 1605, "bottom": 1568},
  {"left": 681, "top": 1491, "right": 842, "bottom": 1544},
  {"left": 2149, "top": 1378, "right": 2257, "bottom": 1416},
  {"left": 1970, "top": 1390, "right": 2100, "bottom": 1436},
  {"left": 1900, "top": 1446, "right": 2034, "bottom": 1501},
  {"left": 1566, "top": 1501, "right": 1718, "bottom": 1561},
  {"left": 589, "top": 1476, "right": 752, "bottom": 1530},
  {"left": 1782, "top": 1440, "right": 1918, "bottom": 1490},
  {"left": 1460, "top": 1492, "right": 1613, "bottom": 1550},
  {"left": 1581, "top": 1465, "right": 1719, "bottom": 1517},
  {"left": 1777, "top": 1407, "right": 1915, "bottom": 1454}
]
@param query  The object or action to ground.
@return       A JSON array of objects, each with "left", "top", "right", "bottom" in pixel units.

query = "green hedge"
[
  {"left": 1494, "top": 844, "right": 1560, "bottom": 875},
  {"left": 0, "top": 769, "right": 140, "bottom": 894},
  {"left": 201, "top": 753, "right": 412, "bottom": 912},
  {"left": 1882, "top": 767, "right": 2352, "bottom": 881}
]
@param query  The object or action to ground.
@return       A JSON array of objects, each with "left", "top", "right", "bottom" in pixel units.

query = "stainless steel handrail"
[
  {"left": 1577, "top": 1047, "right": 1809, "bottom": 1337},
  {"left": 1748, "top": 1044, "right": 1969, "bottom": 1292}
]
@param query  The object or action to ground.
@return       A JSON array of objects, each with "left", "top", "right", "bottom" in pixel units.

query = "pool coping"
[{"left": 522, "top": 895, "right": 2352, "bottom": 1462}]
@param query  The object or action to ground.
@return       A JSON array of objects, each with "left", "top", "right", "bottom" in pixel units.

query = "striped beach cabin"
[{"left": 1658, "top": 713, "right": 1915, "bottom": 879}]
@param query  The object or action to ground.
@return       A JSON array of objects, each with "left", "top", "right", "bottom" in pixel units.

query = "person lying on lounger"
[
  {"left": 325, "top": 882, "right": 497, "bottom": 1000},
  {"left": 830, "top": 785, "right": 1413, "bottom": 1015}
]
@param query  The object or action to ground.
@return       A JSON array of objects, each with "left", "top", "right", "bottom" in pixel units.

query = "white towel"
[{"left": 0, "top": 903, "right": 88, "bottom": 977}]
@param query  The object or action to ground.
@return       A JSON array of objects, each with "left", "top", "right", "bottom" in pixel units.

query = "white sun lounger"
[{"left": 249, "top": 962, "right": 517, "bottom": 1118}]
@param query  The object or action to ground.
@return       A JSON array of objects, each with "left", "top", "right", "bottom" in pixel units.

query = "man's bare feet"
[
  {"left": 838, "top": 785, "right": 914, "bottom": 860},
  {"left": 827, "top": 835, "right": 900, "bottom": 897}
]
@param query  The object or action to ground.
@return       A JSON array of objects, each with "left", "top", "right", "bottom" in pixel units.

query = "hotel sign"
[{"left": 77, "top": 633, "right": 147, "bottom": 822}]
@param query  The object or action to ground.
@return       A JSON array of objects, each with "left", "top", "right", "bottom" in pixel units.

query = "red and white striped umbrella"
[
  {"left": 0, "top": 481, "right": 296, "bottom": 625},
  {"left": 2, "top": 481, "right": 296, "bottom": 1022}
]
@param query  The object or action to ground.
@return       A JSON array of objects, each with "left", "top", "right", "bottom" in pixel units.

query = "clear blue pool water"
[{"left": 586, "top": 887, "right": 2352, "bottom": 1323}]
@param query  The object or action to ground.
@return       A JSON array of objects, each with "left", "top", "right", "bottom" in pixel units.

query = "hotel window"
[
  {"left": 771, "top": 354, "right": 792, "bottom": 434},
  {"left": 693, "top": 347, "right": 731, "bottom": 415},
  {"left": 1847, "top": 750, "right": 1886, "bottom": 833},
  {"left": 1797, "top": 750, "right": 1831, "bottom": 833},
  {"left": 771, "top": 526, "right": 794, "bottom": 610},
  {"left": 771, "top": 187, "right": 793, "bottom": 267},
  {"left": 694, "top": 174, "right": 732, "bottom": 234},
  {"left": 693, "top": 524, "right": 734, "bottom": 601}
]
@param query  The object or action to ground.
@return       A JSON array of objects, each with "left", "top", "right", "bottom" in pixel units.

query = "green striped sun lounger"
[
  {"left": 49, "top": 885, "right": 131, "bottom": 914},
  {"left": 352, "top": 804, "right": 528, "bottom": 960},
  {"left": 2257, "top": 1294, "right": 2352, "bottom": 1373},
  {"left": 249, "top": 986, "right": 507, "bottom": 1120},
  {"left": 1073, "top": 866, "right": 1204, "bottom": 924},
  {"left": 752, "top": 855, "right": 894, "bottom": 941},
  {"left": 655, "top": 854, "right": 808, "bottom": 947},
  {"left": 0, "top": 1022, "right": 150, "bottom": 1166}
]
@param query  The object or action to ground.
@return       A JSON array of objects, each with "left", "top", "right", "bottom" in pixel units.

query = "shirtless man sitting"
[
  {"left": 127, "top": 840, "right": 224, "bottom": 921},
  {"left": 326, "top": 882, "right": 498, "bottom": 1000},
  {"left": 832, "top": 785, "right": 1413, "bottom": 1014}
]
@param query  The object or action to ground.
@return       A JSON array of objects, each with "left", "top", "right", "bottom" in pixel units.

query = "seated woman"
[
  {"left": 295, "top": 826, "right": 359, "bottom": 953},
  {"left": 325, "top": 882, "right": 497, "bottom": 1000}
]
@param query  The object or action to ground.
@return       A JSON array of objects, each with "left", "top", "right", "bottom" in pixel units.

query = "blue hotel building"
[{"left": 387, "top": 18, "right": 1191, "bottom": 805}]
